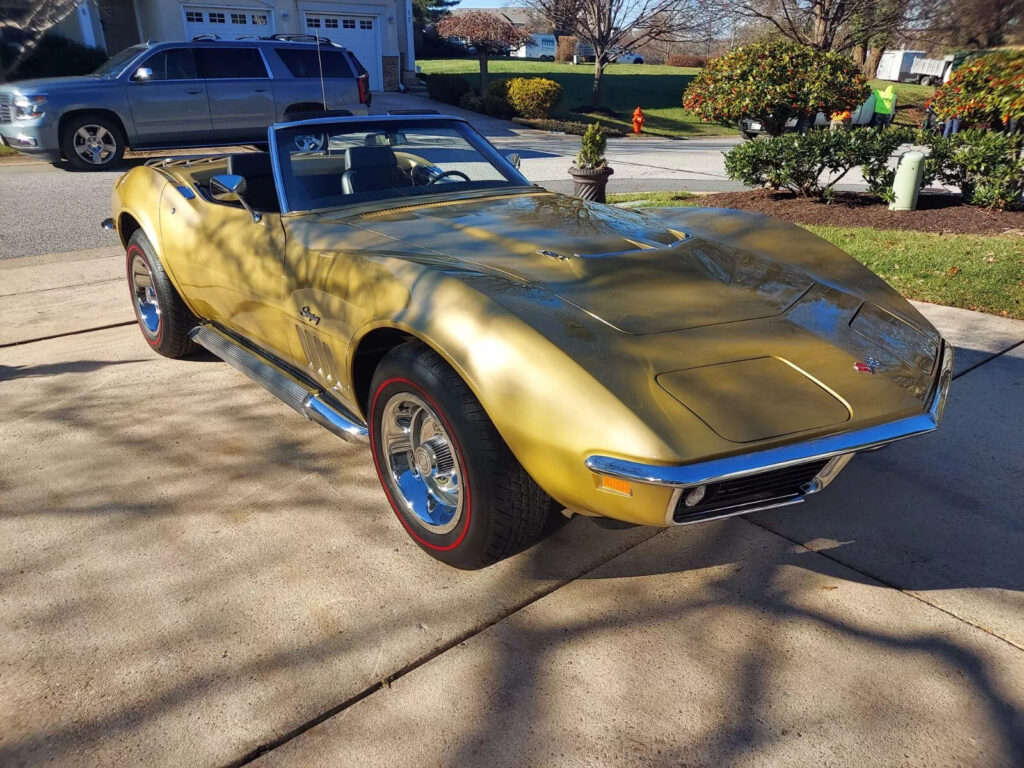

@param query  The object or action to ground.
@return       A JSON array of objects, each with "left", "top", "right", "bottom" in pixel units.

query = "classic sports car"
[{"left": 107, "top": 114, "right": 952, "bottom": 569}]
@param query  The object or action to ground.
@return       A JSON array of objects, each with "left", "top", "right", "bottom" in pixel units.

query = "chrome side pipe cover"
[{"left": 190, "top": 325, "right": 368, "bottom": 443}]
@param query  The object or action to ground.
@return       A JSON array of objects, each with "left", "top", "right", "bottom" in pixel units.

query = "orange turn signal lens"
[{"left": 597, "top": 475, "right": 633, "bottom": 496}]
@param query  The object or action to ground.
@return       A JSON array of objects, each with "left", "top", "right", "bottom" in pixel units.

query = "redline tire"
[
  {"left": 369, "top": 342, "right": 553, "bottom": 569},
  {"left": 126, "top": 230, "right": 197, "bottom": 359}
]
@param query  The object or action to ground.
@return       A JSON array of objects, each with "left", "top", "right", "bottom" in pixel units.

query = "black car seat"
[
  {"left": 341, "top": 146, "right": 412, "bottom": 195},
  {"left": 226, "top": 153, "right": 280, "bottom": 212}
]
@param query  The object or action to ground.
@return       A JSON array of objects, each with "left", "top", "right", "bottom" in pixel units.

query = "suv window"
[
  {"left": 275, "top": 48, "right": 353, "bottom": 79},
  {"left": 196, "top": 48, "right": 268, "bottom": 79},
  {"left": 138, "top": 48, "right": 197, "bottom": 80}
]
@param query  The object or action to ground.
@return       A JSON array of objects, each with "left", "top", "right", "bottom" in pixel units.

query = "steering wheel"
[
  {"left": 428, "top": 170, "right": 471, "bottom": 185},
  {"left": 294, "top": 132, "right": 326, "bottom": 152}
]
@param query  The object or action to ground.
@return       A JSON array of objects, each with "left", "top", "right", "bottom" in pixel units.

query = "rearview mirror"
[
  {"left": 132, "top": 67, "right": 153, "bottom": 81},
  {"left": 505, "top": 152, "right": 521, "bottom": 169},
  {"left": 210, "top": 174, "right": 247, "bottom": 202}
]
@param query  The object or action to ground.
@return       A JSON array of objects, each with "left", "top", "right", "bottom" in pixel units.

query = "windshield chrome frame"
[{"left": 267, "top": 114, "right": 530, "bottom": 215}]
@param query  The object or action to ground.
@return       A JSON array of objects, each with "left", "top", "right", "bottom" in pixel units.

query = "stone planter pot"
[{"left": 568, "top": 165, "right": 614, "bottom": 203}]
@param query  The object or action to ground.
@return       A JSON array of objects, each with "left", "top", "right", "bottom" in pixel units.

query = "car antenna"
[{"left": 314, "top": 28, "right": 327, "bottom": 110}]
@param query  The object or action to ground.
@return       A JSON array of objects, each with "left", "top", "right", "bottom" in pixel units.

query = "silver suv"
[{"left": 0, "top": 36, "right": 371, "bottom": 170}]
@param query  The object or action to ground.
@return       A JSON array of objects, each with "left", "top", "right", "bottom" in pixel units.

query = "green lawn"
[
  {"left": 418, "top": 59, "right": 734, "bottom": 138},
  {"left": 607, "top": 192, "right": 1024, "bottom": 318},
  {"left": 0, "top": 143, "right": 16, "bottom": 156}
]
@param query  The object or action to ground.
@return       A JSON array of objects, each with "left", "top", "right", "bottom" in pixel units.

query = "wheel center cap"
[{"left": 413, "top": 446, "right": 434, "bottom": 476}]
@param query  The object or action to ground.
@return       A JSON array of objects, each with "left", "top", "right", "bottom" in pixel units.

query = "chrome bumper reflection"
[{"left": 586, "top": 343, "right": 953, "bottom": 524}]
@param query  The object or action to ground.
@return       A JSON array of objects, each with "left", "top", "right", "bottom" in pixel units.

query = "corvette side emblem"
[{"left": 854, "top": 357, "right": 881, "bottom": 374}]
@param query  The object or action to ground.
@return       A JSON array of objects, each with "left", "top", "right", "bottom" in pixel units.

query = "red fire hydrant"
[{"left": 632, "top": 106, "right": 645, "bottom": 134}]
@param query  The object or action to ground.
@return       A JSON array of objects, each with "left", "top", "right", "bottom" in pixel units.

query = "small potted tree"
[{"left": 569, "top": 123, "right": 613, "bottom": 202}]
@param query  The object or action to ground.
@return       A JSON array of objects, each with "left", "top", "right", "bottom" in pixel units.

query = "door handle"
[
  {"left": 254, "top": 88, "right": 267, "bottom": 92},
  {"left": 186, "top": 89, "right": 202, "bottom": 95}
]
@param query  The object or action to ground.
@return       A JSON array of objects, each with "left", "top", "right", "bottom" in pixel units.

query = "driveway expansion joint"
[
  {"left": 226, "top": 526, "right": 666, "bottom": 767},
  {"left": 0, "top": 320, "right": 136, "bottom": 349},
  {"left": 743, "top": 517, "right": 1024, "bottom": 652}
]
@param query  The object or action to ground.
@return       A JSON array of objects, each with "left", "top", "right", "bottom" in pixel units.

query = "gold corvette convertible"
[{"left": 107, "top": 115, "right": 952, "bottom": 568}]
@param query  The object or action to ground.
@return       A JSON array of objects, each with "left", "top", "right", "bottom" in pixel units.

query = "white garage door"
[
  {"left": 304, "top": 12, "right": 382, "bottom": 91},
  {"left": 182, "top": 6, "right": 275, "bottom": 40}
]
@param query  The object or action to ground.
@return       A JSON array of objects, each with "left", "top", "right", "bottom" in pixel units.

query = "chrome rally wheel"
[
  {"left": 369, "top": 342, "right": 554, "bottom": 569},
  {"left": 128, "top": 249, "right": 161, "bottom": 341},
  {"left": 380, "top": 392, "right": 465, "bottom": 534},
  {"left": 124, "top": 231, "right": 197, "bottom": 359}
]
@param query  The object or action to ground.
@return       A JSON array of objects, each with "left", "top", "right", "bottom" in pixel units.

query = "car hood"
[
  {"left": 0, "top": 75, "right": 102, "bottom": 94},
  {"left": 349, "top": 192, "right": 816, "bottom": 335}
]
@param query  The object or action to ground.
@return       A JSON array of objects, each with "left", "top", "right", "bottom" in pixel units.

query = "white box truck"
[
  {"left": 511, "top": 34, "right": 557, "bottom": 61},
  {"left": 876, "top": 49, "right": 926, "bottom": 82}
]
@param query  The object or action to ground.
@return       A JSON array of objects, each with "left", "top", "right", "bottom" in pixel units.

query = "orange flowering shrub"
[
  {"left": 683, "top": 41, "right": 870, "bottom": 136},
  {"left": 930, "top": 50, "right": 1024, "bottom": 126}
]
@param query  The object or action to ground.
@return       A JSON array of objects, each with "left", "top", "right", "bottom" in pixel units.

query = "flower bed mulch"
[{"left": 696, "top": 190, "right": 1024, "bottom": 236}]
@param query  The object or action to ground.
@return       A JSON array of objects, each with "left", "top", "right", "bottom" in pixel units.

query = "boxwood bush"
[{"left": 505, "top": 77, "right": 562, "bottom": 119}]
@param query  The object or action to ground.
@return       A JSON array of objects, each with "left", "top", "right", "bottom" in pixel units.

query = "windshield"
[
  {"left": 271, "top": 118, "right": 530, "bottom": 213},
  {"left": 91, "top": 45, "right": 147, "bottom": 77}
]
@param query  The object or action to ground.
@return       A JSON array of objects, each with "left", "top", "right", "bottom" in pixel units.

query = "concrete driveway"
[{"left": 1, "top": 116, "right": 1023, "bottom": 766}]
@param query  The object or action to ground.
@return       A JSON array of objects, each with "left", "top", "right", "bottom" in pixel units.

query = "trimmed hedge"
[
  {"left": 505, "top": 77, "right": 562, "bottom": 118},
  {"left": 667, "top": 53, "right": 706, "bottom": 68},
  {"left": 511, "top": 117, "right": 626, "bottom": 137},
  {"left": 425, "top": 73, "right": 470, "bottom": 105},
  {"left": 724, "top": 127, "right": 1024, "bottom": 210}
]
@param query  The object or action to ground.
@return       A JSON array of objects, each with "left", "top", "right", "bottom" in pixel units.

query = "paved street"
[{"left": 1, "top": 95, "right": 1022, "bottom": 767}]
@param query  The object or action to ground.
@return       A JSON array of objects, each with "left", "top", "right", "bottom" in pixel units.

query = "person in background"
[
  {"left": 943, "top": 110, "right": 961, "bottom": 138},
  {"left": 872, "top": 85, "right": 897, "bottom": 128}
]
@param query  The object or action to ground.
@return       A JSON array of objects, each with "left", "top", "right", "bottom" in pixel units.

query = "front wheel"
[
  {"left": 369, "top": 342, "right": 553, "bottom": 569},
  {"left": 126, "top": 230, "right": 198, "bottom": 358},
  {"left": 60, "top": 113, "right": 125, "bottom": 170}
]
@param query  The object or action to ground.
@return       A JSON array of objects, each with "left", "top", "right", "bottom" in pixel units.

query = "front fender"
[{"left": 349, "top": 267, "right": 680, "bottom": 525}]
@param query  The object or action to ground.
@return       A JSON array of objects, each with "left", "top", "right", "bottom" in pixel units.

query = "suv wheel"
[{"left": 61, "top": 114, "right": 125, "bottom": 171}]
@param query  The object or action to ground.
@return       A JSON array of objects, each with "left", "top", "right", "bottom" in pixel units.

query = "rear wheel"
[
  {"left": 60, "top": 113, "right": 125, "bottom": 171},
  {"left": 369, "top": 342, "right": 553, "bottom": 569},
  {"left": 126, "top": 230, "right": 197, "bottom": 358}
]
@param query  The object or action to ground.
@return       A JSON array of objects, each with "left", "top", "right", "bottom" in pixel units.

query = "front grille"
[
  {"left": 0, "top": 93, "right": 12, "bottom": 124},
  {"left": 672, "top": 459, "right": 829, "bottom": 524}
]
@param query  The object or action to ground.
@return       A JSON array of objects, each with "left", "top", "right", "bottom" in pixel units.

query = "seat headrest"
[
  {"left": 344, "top": 146, "right": 398, "bottom": 170},
  {"left": 227, "top": 152, "right": 273, "bottom": 177}
]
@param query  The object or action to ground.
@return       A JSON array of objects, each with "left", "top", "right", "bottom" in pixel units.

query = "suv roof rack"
[
  {"left": 269, "top": 33, "right": 331, "bottom": 43},
  {"left": 192, "top": 34, "right": 221, "bottom": 41}
]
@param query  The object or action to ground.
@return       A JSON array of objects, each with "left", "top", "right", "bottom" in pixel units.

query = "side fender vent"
[{"left": 296, "top": 326, "right": 341, "bottom": 389}]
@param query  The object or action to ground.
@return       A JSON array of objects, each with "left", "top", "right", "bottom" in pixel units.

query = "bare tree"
[
  {"left": 722, "top": 0, "right": 912, "bottom": 53},
  {"left": 528, "top": 0, "right": 711, "bottom": 107},
  {"left": 0, "top": 0, "right": 83, "bottom": 83},
  {"left": 914, "top": 0, "right": 1023, "bottom": 49},
  {"left": 437, "top": 11, "right": 534, "bottom": 93}
]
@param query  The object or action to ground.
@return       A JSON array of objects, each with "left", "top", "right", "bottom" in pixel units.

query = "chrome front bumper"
[{"left": 586, "top": 343, "right": 954, "bottom": 525}]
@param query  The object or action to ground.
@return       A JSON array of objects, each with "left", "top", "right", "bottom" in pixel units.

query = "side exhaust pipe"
[{"left": 190, "top": 324, "right": 368, "bottom": 443}]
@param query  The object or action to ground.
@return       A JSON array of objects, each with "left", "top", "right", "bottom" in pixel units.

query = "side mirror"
[
  {"left": 132, "top": 67, "right": 154, "bottom": 81},
  {"left": 210, "top": 174, "right": 261, "bottom": 222},
  {"left": 210, "top": 174, "right": 247, "bottom": 202},
  {"left": 505, "top": 152, "right": 521, "bottom": 170}
]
